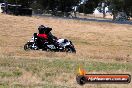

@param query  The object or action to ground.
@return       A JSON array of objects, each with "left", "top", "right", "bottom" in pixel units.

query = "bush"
[{"left": 78, "top": 0, "right": 96, "bottom": 14}]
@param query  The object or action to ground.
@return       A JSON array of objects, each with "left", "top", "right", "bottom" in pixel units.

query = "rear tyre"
[{"left": 24, "top": 43, "right": 30, "bottom": 51}]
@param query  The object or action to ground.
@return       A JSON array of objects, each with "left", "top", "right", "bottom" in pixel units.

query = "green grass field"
[{"left": 0, "top": 56, "right": 131, "bottom": 88}]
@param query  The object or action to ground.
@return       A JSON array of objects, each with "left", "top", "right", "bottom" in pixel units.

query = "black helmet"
[
  {"left": 38, "top": 25, "right": 46, "bottom": 34},
  {"left": 38, "top": 25, "right": 45, "bottom": 30},
  {"left": 38, "top": 25, "right": 52, "bottom": 34}
]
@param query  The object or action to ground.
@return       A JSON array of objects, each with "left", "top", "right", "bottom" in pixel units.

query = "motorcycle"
[{"left": 24, "top": 33, "right": 76, "bottom": 53}]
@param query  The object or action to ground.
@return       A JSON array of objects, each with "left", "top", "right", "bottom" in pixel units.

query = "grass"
[
  {"left": 0, "top": 14, "right": 132, "bottom": 88},
  {"left": 0, "top": 57, "right": 131, "bottom": 88},
  {"left": 0, "top": 71, "right": 22, "bottom": 78}
]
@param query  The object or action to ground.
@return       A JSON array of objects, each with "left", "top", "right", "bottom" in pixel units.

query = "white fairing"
[
  {"left": 0, "top": 3, "right": 3, "bottom": 13},
  {"left": 57, "top": 39, "right": 71, "bottom": 47},
  {"left": 29, "top": 36, "right": 35, "bottom": 42},
  {"left": 57, "top": 39, "right": 65, "bottom": 43},
  {"left": 47, "top": 45, "right": 56, "bottom": 49},
  {"left": 63, "top": 42, "right": 71, "bottom": 47}
]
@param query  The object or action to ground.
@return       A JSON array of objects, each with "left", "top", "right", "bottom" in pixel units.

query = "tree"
[
  {"left": 124, "top": 0, "right": 132, "bottom": 17},
  {"left": 0, "top": 0, "right": 4, "bottom": 3},
  {"left": 78, "top": 0, "right": 100, "bottom": 14},
  {"left": 36, "top": 0, "right": 80, "bottom": 16},
  {"left": 95, "top": 0, "right": 131, "bottom": 20},
  {"left": 107, "top": 0, "right": 132, "bottom": 20}
]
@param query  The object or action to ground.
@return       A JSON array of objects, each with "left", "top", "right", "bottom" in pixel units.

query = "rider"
[
  {"left": 37, "top": 25, "right": 57, "bottom": 42},
  {"left": 37, "top": 25, "right": 60, "bottom": 49},
  {"left": 37, "top": 25, "right": 48, "bottom": 40}
]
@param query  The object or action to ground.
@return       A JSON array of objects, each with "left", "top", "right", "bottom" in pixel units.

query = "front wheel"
[{"left": 65, "top": 46, "right": 76, "bottom": 53}]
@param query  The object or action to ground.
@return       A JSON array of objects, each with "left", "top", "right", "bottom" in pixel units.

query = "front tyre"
[{"left": 65, "top": 46, "right": 76, "bottom": 53}]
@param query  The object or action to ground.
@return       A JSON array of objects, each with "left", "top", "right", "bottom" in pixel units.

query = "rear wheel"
[{"left": 24, "top": 43, "right": 30, "bottom": 51}]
